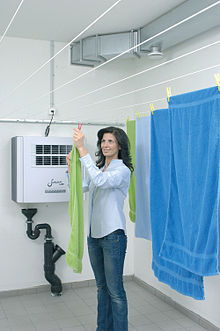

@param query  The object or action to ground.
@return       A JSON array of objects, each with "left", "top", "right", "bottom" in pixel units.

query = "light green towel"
[
  {"left": 126, "top": 120, "right": 136, "bottom": 222},
  {"left": 66, "top": 146, "right": 84, "bottom": 273}
]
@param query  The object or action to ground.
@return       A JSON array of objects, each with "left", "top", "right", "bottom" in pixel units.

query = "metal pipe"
[
  {"left": 50, "top": 40, "right": 55, "bottom": 110},
  {"left": 0, "top": 118, "right": 125, "bottom": 126},
  {"left": 21, "top": 208, "right": 65, "bottom": 296}
]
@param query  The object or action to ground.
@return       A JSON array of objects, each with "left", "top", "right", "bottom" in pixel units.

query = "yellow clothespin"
[
  {"left": 136, "top": 112, "right": 140, "bottom": 120},
  {"left": 126, "top": 116, "right": 130, "bottom": 124},
  {"left": 166, "top": 87, "right": 172, "bottom": 102},
  {"left": 215, "top": 73, "right": 220, "bottom": 91},
  {"left": 143, "top": 113, "right": 147, "bottom": 117},
  {"left": 150, "top": 103, "right": 155, "bottom": 115}
]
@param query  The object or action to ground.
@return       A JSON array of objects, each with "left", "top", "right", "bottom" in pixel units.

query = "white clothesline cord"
[
  {"left": 1, "top": 64, "right": 219, "bottom": 124},
  {"left": 0, "top": 0, "right": 122, "bottom": 104},
  {"left": 0, "top": 0, "right": 24, "bottom": 45},
  {"left": 104, "top": 63, "right": 220, "bottom": 113},
  {"left": 28, "top": 1, "right": 220, "bottom": 104},
  {"left": 4, "top": 0, "right": 220, "bottom": 115},
  {"left": 56, "top": 40, "right": 220, "bottom": 108},
  {"left": 24, "top": 39, "right": 220, "bottom": 119},
  {"left": 61, "top": 42, "right": 220, "bottom": 110}
]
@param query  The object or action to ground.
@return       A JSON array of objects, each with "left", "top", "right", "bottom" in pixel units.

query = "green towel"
[
  {"left": 126, "top": 120, "right": 136, "bottom": 222},
  {"left": 66, "top": 146, "right": 84, "bottom": 273}
]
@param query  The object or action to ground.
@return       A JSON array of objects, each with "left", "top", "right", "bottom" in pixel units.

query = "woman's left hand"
[
  {"left": 73, "top": 128, "right": 88, "bottom": 157},
  {"left": 73, "top": 128, "right": 85, "bottom": 149}
]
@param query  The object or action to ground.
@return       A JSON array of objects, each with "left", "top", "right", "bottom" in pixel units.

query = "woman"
[{"left": 67, "top": 126, "right": 133, "bottom": 331}]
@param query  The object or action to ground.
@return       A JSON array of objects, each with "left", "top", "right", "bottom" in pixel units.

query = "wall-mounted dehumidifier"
[{"left": 11, "top": 136, "right": 73, "bottom": 203}]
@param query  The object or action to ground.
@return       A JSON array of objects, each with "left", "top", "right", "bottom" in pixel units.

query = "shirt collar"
[{"left": 101, "top": 159, "right": 123, "bottom": 170}]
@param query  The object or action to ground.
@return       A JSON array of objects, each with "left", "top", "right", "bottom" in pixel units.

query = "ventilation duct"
[
  {"left": 70, "top": 0, "right": 220, "bottom": 67},
  {"left": 70, "top": 30, "right": 140, "bottom": 67}
]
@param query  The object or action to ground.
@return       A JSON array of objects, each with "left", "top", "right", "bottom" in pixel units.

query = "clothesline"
[
  {"left": 0, "top": 0, "right": 122, "bottom": 105},
  {"left": 101, "top": 62, "right": 220, "bottom": 115},
  {"left": 1, "top": 1, "right": 219, "bottom": 120},
  {"left": 0, "top": 0, "right": 24, "bottom": 45},
  {"left": 66, "top": 44, "right": 220, "bottom": 111},
  {"left": 16, "top": 39, "right": 220, "bottom": 120},
  {"left": 54, "top": 40, "right": 220, "bottom": 109}
]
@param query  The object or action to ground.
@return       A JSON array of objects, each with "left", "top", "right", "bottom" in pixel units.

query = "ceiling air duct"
[{"left": 70, "top": 0, "right": 220, "bottom": 67}]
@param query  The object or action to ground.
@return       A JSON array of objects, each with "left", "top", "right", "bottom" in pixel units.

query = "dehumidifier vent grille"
[{"left": 34, "top": 144, "right": 72, "bottom": 167}]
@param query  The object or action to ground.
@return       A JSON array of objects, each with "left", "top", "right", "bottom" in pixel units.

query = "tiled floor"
[{"left": 0, "top": 280, "right": 208, "bottom": 331}]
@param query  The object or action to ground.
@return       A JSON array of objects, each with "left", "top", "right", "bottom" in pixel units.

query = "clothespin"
[
  {"left": 78, "top": 122, "right": 83, "bottom": 130},
  {"left": 126, "top": 116, "right": 130, "bottom": 124},
  {"left": 150, "top": 103, "right": 155, "bottom": 115},
  {"left": 136, "top": 112, "right": 140, "bottom": 120},
  {"left": 215, "top": 73, "right": 220, "bottom": 92},
  {"left": 143, "top": 113, "right": 147, "bottom": 117},
  {"left": 166, "top": 87, "right": 172, "bottom": 102}
]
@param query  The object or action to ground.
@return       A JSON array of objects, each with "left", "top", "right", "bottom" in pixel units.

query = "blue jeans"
[{"left": 87, "top": 230, "right": 128, "bottom": 331}]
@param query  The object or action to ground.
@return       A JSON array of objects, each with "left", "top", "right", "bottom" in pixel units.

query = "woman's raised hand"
[
  {"left": 73, "top": 128, "right": 85, "bottom": 149},
  {"left": 73, "top": 128, "right": 88, "bottom": 157}
]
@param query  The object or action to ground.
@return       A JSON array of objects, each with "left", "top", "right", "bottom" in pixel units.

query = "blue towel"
[
  {"left": 160, "top": 86, "right": 220, "bottom": 277},
  {"left": 151, "top": 108, "right": 204, "bottom": 300},
  {"left": 135, "top": 116, "right": 152, "bottom": 240}
]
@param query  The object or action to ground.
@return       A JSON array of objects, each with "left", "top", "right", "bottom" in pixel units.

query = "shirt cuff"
[{"left": 80, "top": 153, "right": 94, "bottom": 168}]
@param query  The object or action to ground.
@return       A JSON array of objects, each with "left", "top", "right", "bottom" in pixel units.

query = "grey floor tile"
[
  {"left": 61, "top": 327, "right": 86, "bottom": 331},
  {"left": 135, "top": 302, "right": 159, "bottom": 315},
  {"left": 0, "top": 318, "right": 11, "bottom": 328},
  {"left": 84, "top": 321, "right": 97, "bottom": 330},
  {"left": 128, "top": 324, "right": 138, "bottom": 331},
  {"left": 7, "top": 315, "right": 33, "bottom": 327},
  {"left": 148, "top": 311, "right": 174, "bottom": 323},
  {"left": 129, "top": 313, "right": 153, "bottom": 327},
  {"left": 10, "top": 325, "right": 36, "bottom": 331},
  {"left": 56, "top": 316, "right": 82, "bottom": 328},
  {"left": 0, "top": 309, "right": 6, "bottom": 319},
  {"left": 176, "top": 317, "right": 203, "bottom": 328},
  {"left": 69, "top": 304, "right": 94, "bottom": 317},
  {"left": 78, "top": 313, "right": 97, "bottom": 325},
  {"left": 137, "top": 325, "right": 163, "bottom": 331},
  {"left": 34, "top": 319, "right": 62, "bottom": 331},
  {"left": 163, "top": 309, "right": 188, "bottom": 320},
  {"left": 186, "top": 326, "right": 207, "bottom": 331},
  {"left": 0, "top": 280, "right": 210, "bottom": 331},
  {"left": 29, "top": 311, "right": 54, "bottom": 323},
  {"left": 48, "top": 310, "right": 74, "bottom": 320},
  {"left": 155, "top": 319, "right": 188, "bottom": 330},
  {"left": 128, "top": 306, "right": 142, "bottom": 318}
]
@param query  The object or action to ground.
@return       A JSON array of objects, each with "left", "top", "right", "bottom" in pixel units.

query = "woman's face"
[{"left": 101, "top": 133, "right": 120, "bottom": 159}]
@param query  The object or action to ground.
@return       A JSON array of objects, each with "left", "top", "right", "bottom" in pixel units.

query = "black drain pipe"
[{"left": 22, "top": 208, "right": 65, "bottom": 296}]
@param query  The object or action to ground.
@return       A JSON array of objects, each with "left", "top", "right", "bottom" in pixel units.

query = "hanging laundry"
[
  {"left": 159, "top": 86, "right": 220, "bottom": 277},
  {"left": 66, "top": 146, "right": 84, "bottom": 273},
  {"left": 126, "top": 120, "right": 136, "bottom": 222},
  {"left": 135, "top": 116, "right": 152, "bottom": 240},
  {"left": 150, "top": 108, "right": 204, "bottom": 300}
]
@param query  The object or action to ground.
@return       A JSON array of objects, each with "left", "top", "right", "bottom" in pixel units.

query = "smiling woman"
[{"left": 67, "top": 126, "right": 133, "bottom": 330}]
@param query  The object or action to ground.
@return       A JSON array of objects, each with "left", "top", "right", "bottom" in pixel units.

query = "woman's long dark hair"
[{"left": 95, "top": 127, "right": 134, "bottom": 171}]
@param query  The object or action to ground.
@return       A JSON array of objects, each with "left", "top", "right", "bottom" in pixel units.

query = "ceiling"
[{"left": 0, "top": 0, "right": 186, "bottom": 42}]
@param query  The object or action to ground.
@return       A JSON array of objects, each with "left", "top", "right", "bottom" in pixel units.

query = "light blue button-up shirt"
[{"left": 80, "top": 153, "right": 131, "bottom": 238}]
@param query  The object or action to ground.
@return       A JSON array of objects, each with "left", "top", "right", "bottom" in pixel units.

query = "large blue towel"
[
  {"left": 135, "top": 116, "right": 152, "bottom": 240},
  {"left": 160, "top": 86, "right": 220, "bottom": 277},
  {"left": 151, "top": 108, "right": 204, "bottom": 300}
]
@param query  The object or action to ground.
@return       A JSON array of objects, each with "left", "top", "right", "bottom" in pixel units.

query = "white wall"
[
  {"left": 133, "top": 26, "right": 220, "bottom": 328},
  {"left": 0, "top": 36, "right": 135, "bottom": 292}
]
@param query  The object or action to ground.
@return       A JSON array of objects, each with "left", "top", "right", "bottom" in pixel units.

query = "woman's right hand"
[{"left": 66, "top": 151, "right": 72, "bottom": 173}]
